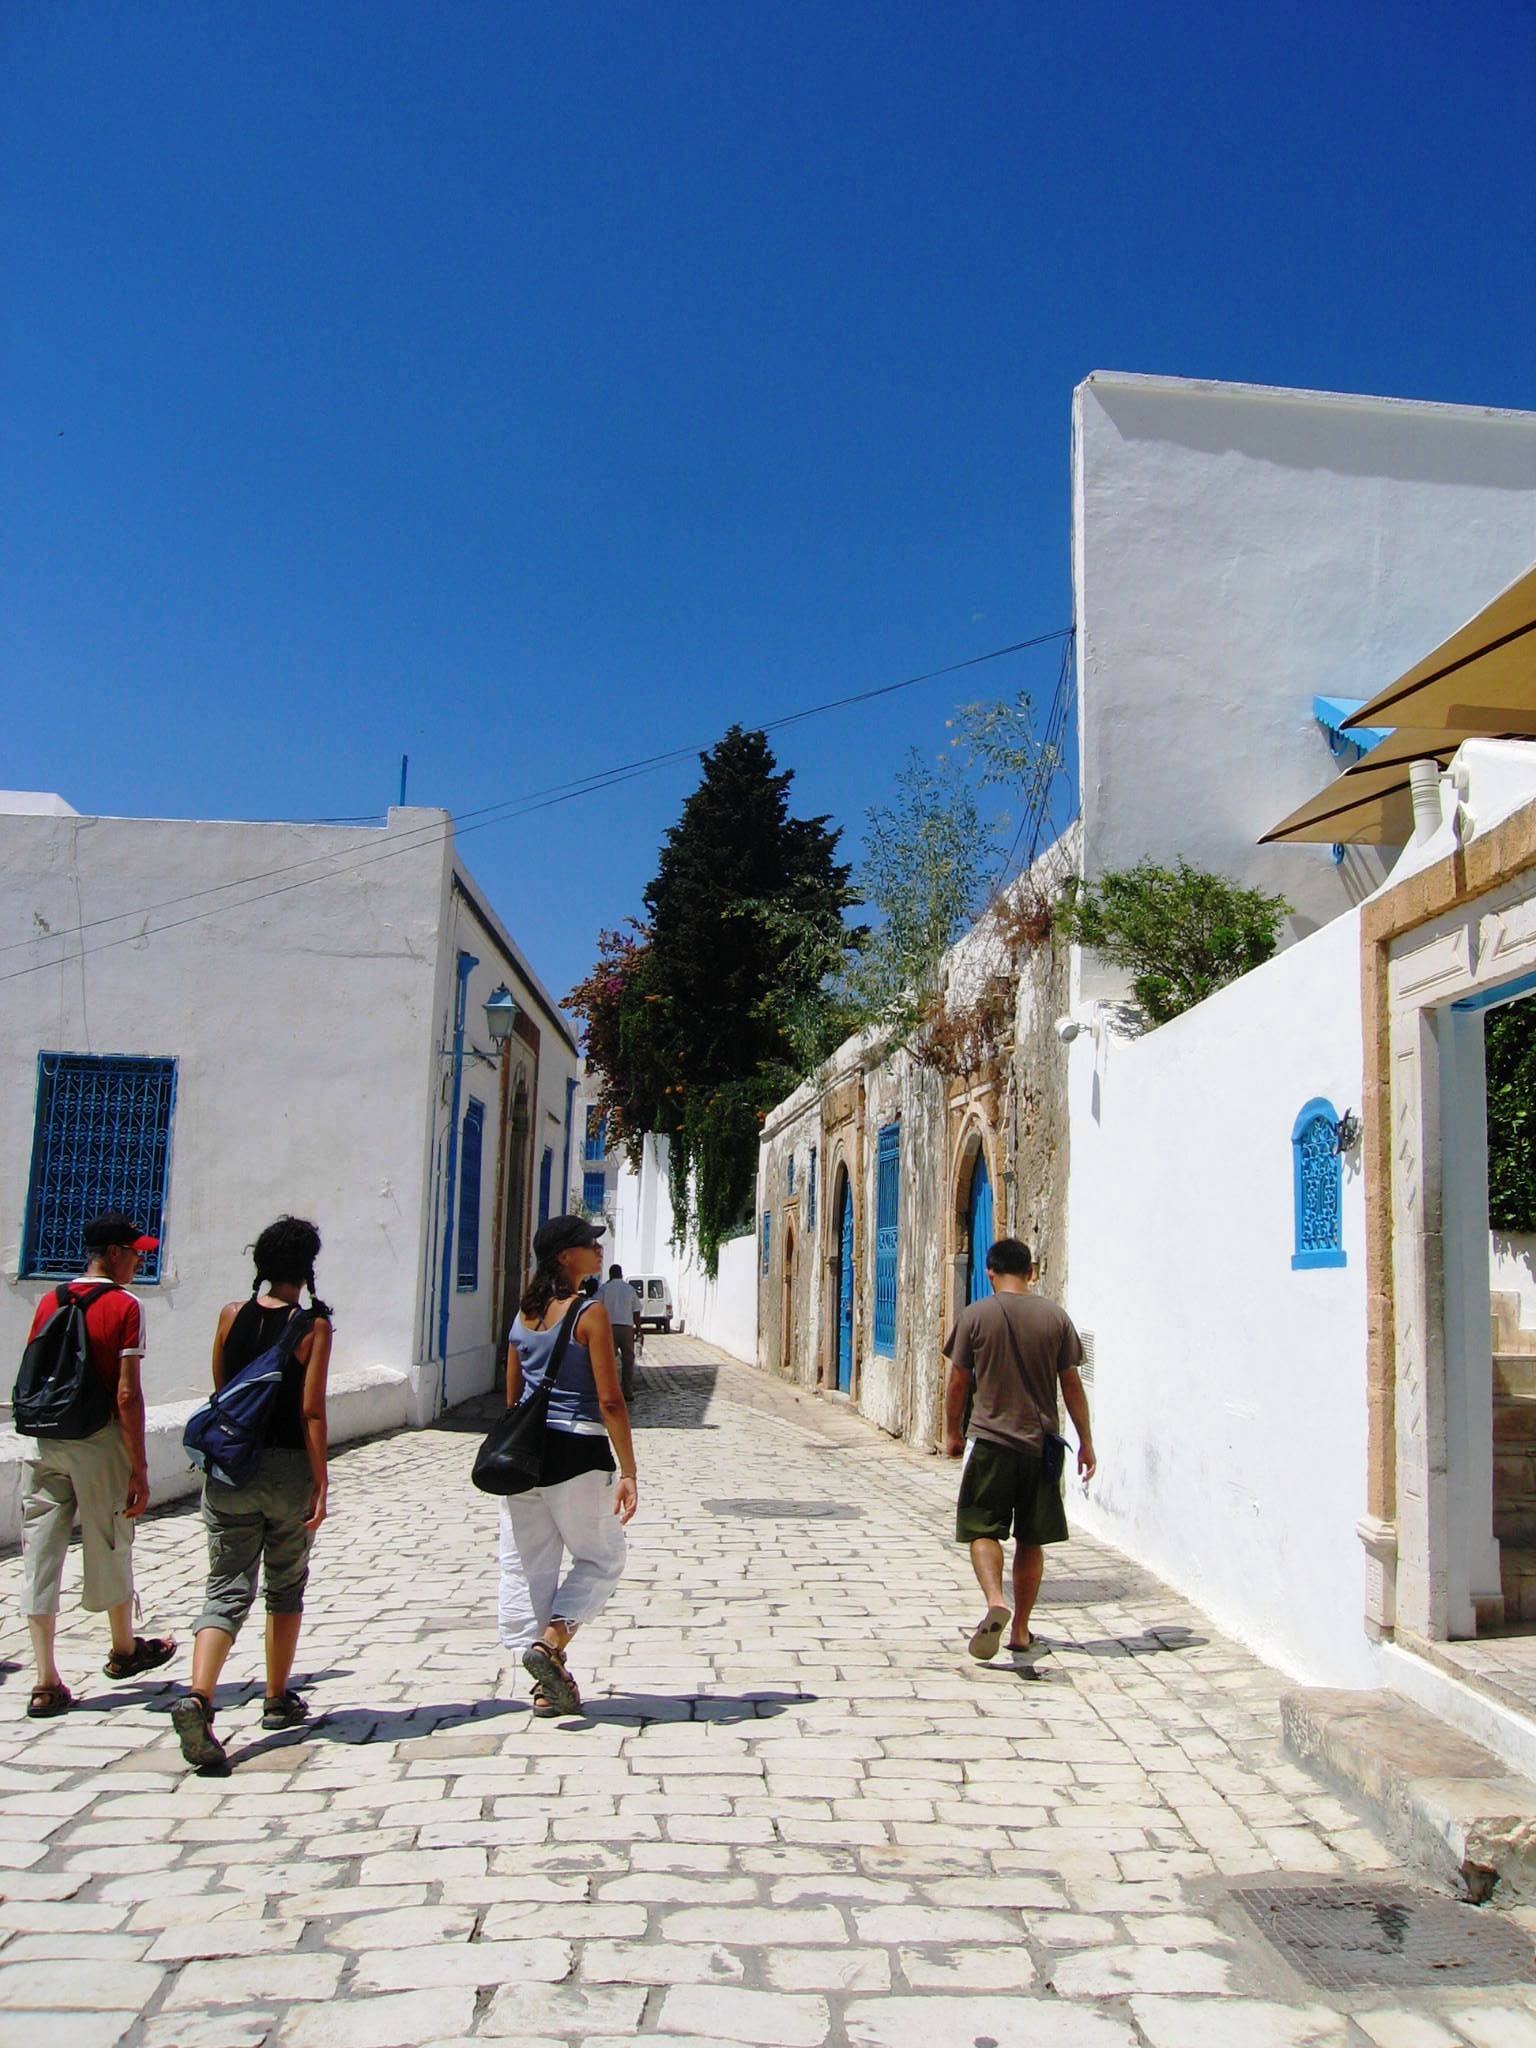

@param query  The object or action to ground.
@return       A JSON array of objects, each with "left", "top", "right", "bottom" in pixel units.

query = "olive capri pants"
[{"left": 194, "top": 1450, "right": 315, "bottom": 1637}]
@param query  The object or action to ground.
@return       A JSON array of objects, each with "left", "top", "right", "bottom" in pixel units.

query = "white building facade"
[
  {"left": 0, "top": 798, "right": 579, "bottom": 1532},
  {"left": 751, "top": 374, "right": 1536, "bottom": 1766}
]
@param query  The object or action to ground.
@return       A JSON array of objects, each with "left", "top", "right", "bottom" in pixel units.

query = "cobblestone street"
[{"left": 6, "top": 1335, "right": 1536, "bottom": 2047}]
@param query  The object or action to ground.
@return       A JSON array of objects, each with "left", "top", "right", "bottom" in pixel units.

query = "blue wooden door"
[
  {"left": 836, "top": 1177, "right": 854, "bottom": 1392},
  {"left": 967, "top": 1158, "right": 995, "bottom": 1305}
]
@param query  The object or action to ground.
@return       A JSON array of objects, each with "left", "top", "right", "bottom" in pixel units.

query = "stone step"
[
  {"left": 1498, "top": 1357, "right": 1536, "bottom": 1399},
  {"left": 1504, "top": 1548, "right": 1536, "bottom": 1624},
  {"left": 1494, "top": 1397, "right": 1536, "bottom": 1444},
  {"left": 1282, "top": 1687, "right": 1536, "bottom": 1902}
]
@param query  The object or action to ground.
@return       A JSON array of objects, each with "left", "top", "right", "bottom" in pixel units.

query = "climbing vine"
[{"left": 1487, "top": 999, "right": 1536, "bottom": 1233}]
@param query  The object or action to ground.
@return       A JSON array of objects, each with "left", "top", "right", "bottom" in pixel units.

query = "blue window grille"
[
  {"left": 761, "top": 1210, "right": 772, "bottom": 1274},
  {"left": 584, "top": 1108, "right": 607, "bottom": 1163},
  {"left": 1292, "top": 1098, "right": 1346, "bottom": 1270},
  {"left": 456, "top": 1099, "right": 485, "bottom": 1291},
  {"left": 537, "top": 1146, "right": 554, "bottom": 1228},
  {"left": 874, "top": 1122, "right": 900, "bottom": 1355},
  {"left": 787, "top": 1153, "right": 795, "bottom": 1196},
  {"left": 22, "top": 1053, "right": 177, "bottom": 1282},
  {"left": 582, "top": 1169, "right": 607, "bottom": 1215},
  {"left": 808, "top": 1145, "right": 817, "bottom": 1230}
]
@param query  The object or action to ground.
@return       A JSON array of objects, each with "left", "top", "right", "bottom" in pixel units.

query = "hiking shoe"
[
  {"left": 171, "top": 1695, "right": 229, "bottom": 1775},
  {"left": 261, "top": 1689, "right": 310, "bottom": 1730}
]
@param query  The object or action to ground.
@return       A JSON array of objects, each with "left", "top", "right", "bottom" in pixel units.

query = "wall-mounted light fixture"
[
  {"left": 1331, "top": 1108, "right": 1362, "bottom": 1156},
  {"left": 441, "top": 984, "right": 523, "bottom": 1070}
]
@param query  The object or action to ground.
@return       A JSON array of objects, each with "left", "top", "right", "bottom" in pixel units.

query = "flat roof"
[{"left": 1078, "top": 369, "right": 1536, "bottom": 429}]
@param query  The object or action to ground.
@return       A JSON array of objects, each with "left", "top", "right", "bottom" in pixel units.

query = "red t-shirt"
[{"left": 28, "top": 1282, "right": 144, "bottom": 1408}]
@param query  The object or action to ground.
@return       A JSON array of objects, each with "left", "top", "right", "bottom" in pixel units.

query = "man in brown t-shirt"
[{"left": 943, "top": 1236, "right": 1095, "bottom": 1662}]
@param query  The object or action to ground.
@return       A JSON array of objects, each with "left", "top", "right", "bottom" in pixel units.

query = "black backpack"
[{"left": 12, "top": 1282, "right": 119, "bottom": 1439}]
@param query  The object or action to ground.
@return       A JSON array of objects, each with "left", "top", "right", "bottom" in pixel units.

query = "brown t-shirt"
[{"left": 943, "top": 1290, "right": 1082, "bottom": 1454}]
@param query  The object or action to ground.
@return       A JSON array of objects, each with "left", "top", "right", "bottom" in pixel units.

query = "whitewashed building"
[
  {"left": 0, "top": 798, "right": 580, "bottom": 1532},
  {"left": 752, "top": 374, "right": 1536, "bottom": 1780}
]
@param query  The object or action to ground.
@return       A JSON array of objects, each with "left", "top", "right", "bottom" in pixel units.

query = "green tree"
[
  {"left": 1056, "top": 859, "right": 1291, "bottom": 1026},
  {"left": 1487, "top": 999, "right": 1536, "bottom": 1233},
  {"left": 568, "top": 726, "right": 858, "bottom": 1273},
  {"left": 847, "top": 690, "right": 1062, "bottom": 1043}
]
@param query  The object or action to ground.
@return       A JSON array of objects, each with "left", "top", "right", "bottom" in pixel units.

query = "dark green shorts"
[{"left": 956, "top": 1437, "right": 1069, "bottom": 1546}]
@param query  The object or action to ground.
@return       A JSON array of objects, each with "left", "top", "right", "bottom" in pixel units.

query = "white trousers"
[{"left": 497, "top": 1466, "right": 628, "bottom": 1653}]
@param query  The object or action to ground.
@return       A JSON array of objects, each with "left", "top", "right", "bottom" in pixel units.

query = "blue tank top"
[{"left": 511, "top": 1308, "right": 605, "bottom": 1436}]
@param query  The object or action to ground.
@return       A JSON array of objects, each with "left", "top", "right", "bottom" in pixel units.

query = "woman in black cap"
[{"left": 498, "top": 1214, "right": 638, "bottom": 1717}]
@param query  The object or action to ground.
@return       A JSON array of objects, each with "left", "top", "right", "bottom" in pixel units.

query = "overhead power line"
[{"left": 4, "top": 627, "right": 1073, "bottom": 988}]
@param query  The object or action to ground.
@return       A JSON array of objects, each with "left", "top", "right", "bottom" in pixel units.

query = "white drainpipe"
[{"left": 1409, "top": 759, "right": 1443, "bottom": 845}]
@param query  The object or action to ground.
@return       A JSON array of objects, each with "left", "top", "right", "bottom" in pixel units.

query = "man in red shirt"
[{"left": 21, "top": 1213, "right": 175, "bottom": 1717}]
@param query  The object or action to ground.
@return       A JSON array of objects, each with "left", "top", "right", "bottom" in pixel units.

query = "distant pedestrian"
[
  {"left": 943, "top": 1237, "right": 1095, "bottom": 1662},
  {"left": 499, "top": 1216, "right": 638, "bottom": 1718},
  {"left": 597, "top": 1262, "right": 639, "bottom": 1399},
  {"left": 171, "top": 1217, "right": 332, "bottom": 1774},
  {"left": 16, "top": 1214, "right": 175, "bottom": 1718}
]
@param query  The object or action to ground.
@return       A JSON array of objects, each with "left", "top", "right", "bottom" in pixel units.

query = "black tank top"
[{"left": 223, "top": 1300, "right": 310, "bottom": 1451}]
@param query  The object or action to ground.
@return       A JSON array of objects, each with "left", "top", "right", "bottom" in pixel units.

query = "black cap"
[
  {"left": 533, "top": 1214, "right": 605, "bottom": 1262},
  {"left": 83, "top": 1212, "right": 159, "bottom": 1252}
]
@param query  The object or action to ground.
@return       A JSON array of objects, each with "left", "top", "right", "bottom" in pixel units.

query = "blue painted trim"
[
  {"left": 437, "top": 951, "right": 478, "bottom": 1392},
  {"left": 1291, "top": 1095, "right": 1345, "bottom": 1271},
  {"left": 21, "top": 1052, "right": 178, "bottom": 1283},
  {"left": 761, "top": 1210, "right": 772, "bottom": 1274},
  {"left": 561, "top": 1078, "right": 577, "bottom": 1212},
  {"left": 1453, "top": 968, "right": 1536, "bottom": 1014},
  {"left": 873, "top": 1123, "right": 900, "bottom": 1356},
  {"left": 1313, "top": 696, "right": 1390, "bottom": 756}
]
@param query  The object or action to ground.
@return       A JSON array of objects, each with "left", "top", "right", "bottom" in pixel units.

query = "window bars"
[
  {"left": 1292, "top": 1098, "right": 1346, "bottom": 1270},
  {"left": 22, "top": 1054, "right": 176, "bottom": 1281}
]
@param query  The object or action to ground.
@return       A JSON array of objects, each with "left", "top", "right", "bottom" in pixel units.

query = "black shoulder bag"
[
  {"left": 472, "top": 1297, "right": 585, "bottom": 1496},
  {"left": 997, "top": 1302, "right": 1071, "bottom": 1485}
]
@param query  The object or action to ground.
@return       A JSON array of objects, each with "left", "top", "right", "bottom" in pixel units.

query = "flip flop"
[
  {"left": 103, "top": 1636, "right": 177, "bottom": 1682},
  {"left": 1006, "top": 1633, "right": 1051, "bottom": 1658},
  {"left": 27, "top": 1682, "right": 72, "bottom": 1719},
  {"left": 967, "top": 1605, "right": 1012, "bottom": 1661}
]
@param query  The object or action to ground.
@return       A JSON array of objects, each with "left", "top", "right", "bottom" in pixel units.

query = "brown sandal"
[
  {"left": 103, "top": 1636, "right": 176, "bottom": 1682},
  {"left": 521, "top": 1641, "right": 581, "bottom": 1716},
  {"left": 27, "top": 1682, "right": 72, "bottom": 1719},
  {"left": 529, "top": 1685, "right": 561, "bottom": 1719}
]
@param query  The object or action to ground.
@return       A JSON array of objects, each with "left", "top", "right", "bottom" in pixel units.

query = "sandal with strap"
[
  {"left": 521, "top": 1641, "right": 581, "bottom": 1716},
  {"left": 529, "top": 1685, "right": 561, "bottom": 1719},
  {"left": 27, "top": 1682, "right": 72, "bottom": 1719},
  {"left": 104, "top": 1636, "right": 177, "bottom": 1682}
]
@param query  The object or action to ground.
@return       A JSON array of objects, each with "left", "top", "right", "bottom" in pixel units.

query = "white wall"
[
  {"left": 0, "top": 806, "right": 579, "bottom": 1437},
  {"left": 1065, "top": 905, "right": 1376, "bottom": 1687},
  {"left": 674, "top": 1233, "right": 758, "bottom": 1367},
  {"left": 609, "top": 1135, "right": 759, "bottom": 1365},
  {"left": 0, "top": 806, "right": 451, "bottom": 1412},
  {"left": 1073, "top": 374, "right": 1536, "bottom": 998},
  {"left": 1493, "top": 1235, "right": 1536, "bottom": 1332}
]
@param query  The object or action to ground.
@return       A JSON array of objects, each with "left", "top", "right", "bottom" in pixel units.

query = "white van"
[{"left": 628, "top": 1275, "right": 675, "bottom": 1332}]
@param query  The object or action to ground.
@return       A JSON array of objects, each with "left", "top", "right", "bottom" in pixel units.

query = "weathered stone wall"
[{"left": 757, "top": 828, "right": 1078, "bottom": 1449}]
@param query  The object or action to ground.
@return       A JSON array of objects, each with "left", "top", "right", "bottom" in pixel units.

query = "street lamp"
[{"left": 484, "top": 984, "right": 520, "bottom": 1052}]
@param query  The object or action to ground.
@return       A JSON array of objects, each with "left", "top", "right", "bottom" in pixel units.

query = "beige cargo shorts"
[{"left": 20, "top": 1423, "right": 135, "bottom": 1616}]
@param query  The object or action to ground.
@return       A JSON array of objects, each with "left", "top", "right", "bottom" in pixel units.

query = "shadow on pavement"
[{"left": 567, "top": 1689, "right": 813, "bottom": 1727}]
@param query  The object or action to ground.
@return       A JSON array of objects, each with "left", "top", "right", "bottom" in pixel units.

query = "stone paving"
[{"left": 6, "top": 1335, "right": 1536, "bottom": 2047}]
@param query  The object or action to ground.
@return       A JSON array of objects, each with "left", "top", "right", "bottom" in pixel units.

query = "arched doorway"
[
  {"left": 967, "top": 1154, "right": 996, "bottom": 1304},
  {"left": 834, "top": 1172, "right": 854, "bottom": 1393}
]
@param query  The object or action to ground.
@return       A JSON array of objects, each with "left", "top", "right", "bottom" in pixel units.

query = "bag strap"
[
  {"left": 994, "top": 1297, "right": 1059, "bottom": 1442},
  {"left": 60, "top": 1281, "right": 117, "bottom": 1313},
  {"left": 541, "top": 1296, "right": 586, "bottom": 1394}
]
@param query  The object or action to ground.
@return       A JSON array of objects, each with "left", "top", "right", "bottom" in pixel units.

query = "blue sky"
[{"left": 5, "top": 1, "right": 1534, "bottom": 1004}]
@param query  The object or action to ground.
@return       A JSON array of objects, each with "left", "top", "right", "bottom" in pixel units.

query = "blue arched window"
[{"left": 1292, "top": 1098, "right": 1345, "bottom": 1270}]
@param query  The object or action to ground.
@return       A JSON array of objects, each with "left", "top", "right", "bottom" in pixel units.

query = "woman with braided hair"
[{"left": 171, "top": 1216, "right": 333, "bottom": 1774}]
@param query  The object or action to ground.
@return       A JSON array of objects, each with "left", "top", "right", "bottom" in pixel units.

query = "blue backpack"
[{"left": 183, "top": 1306, "right": 314, "bottom": 1486}]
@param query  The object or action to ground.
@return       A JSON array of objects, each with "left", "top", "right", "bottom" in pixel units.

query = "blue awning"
[{"left": 1313, "top": 695, "right": 1390, "bottom": 757}]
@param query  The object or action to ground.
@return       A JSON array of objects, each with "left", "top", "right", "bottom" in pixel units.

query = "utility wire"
[{"left": 5, "top": 629, "right": 1073, "bottom": 986}]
